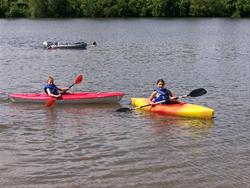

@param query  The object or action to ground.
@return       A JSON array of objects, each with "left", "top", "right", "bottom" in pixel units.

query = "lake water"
[{"left": 0, "top": 18, "right": 249, "bottom": 188}]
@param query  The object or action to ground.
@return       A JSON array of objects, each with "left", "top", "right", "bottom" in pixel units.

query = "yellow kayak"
[{"left": 131, "top": 98, "right": 214, "bottom": 119}]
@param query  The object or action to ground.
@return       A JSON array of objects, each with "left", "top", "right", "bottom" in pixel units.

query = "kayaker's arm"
[
  {"left": 46, "top": 88, "right": 61, "bottom": 98},
  {"left": 148, "top": 91, "right": 157, "bottom": 104},
  {"left": 58, "top": 87, "right": 70, "bottom": 93},
  {"left": 168, "top": 89, "right": 179, "bottom": 102}
]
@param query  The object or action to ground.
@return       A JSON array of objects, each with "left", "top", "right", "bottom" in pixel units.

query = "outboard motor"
[{"left": 43, "top": 41, "right": 53, "bottom": 48}]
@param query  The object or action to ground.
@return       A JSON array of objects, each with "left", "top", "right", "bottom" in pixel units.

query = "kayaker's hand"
[
  {"left": 170, "top": 96, "right": 178, "bottom": 101},
  {"left": 62, "top": 87, "right": 70, "bottom": 92},
  {"left": 56, "top": 93, "right": 62, "bottom": 98},
  {"left": 59, "top": 87, "right": 69, "bottom": 94},
  {"left": 149, "top": 101, "right": 156, "bottom": 106}
]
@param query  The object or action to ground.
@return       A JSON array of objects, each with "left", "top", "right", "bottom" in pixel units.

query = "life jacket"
[
  {"left": 154, "top": 88, "right": 170, "bottom": 104},
  {"left": 44, "top": 84, "right": 59, "bottom": 95}
]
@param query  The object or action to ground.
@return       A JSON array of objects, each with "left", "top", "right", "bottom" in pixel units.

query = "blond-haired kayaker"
[{"left": 44, "top": 76, "right": 69, "bottom": 98}]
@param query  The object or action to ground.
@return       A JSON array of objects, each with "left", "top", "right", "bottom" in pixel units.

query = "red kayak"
[{"left": 8, "top": 92, "right": 124, "bottom": 104}]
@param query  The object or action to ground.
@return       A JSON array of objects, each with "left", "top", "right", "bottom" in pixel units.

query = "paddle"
[
  {"left": 173, "top": 88, "right": 207, "bottom": 99},
  {"left": 45, "top": 75, "right": 83, "bottom": 107},
  {"left": 116, "top": 88, "right": 207, "bottom": 112},
  {"left": 63, "top": 75, "right": 83, "bottom": 93},
  {"left": 116, "top": 100, "right": 166, "bottom": 112}
]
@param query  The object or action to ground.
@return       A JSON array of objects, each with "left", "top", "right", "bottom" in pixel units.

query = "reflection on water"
[
  {"left": 134, "top": 109, "right": 213, "bottom": 139},
  {"left": 135, "top": 109, "right": 213, "bottom": 127},
  {"left": 0, "top": 124, "right": 9, "bottom": 129}
]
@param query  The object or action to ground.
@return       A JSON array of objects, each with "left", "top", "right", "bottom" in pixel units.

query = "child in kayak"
[
  {"left": 148, "top": 79, "right": 177, "bottom": 104},
  {"left": 44, "top": 76, "right": 69, "bottom": 98}
]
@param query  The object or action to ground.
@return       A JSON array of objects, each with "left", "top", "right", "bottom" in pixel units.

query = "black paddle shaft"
[
  {"left": 116, "top": 100, "right": 166, "bottom": 112},
  {"left": 68, "top": 83, "right": 75, "bottom": 90}
]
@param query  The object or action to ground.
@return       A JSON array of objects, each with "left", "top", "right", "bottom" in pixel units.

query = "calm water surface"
[{"left": 0, "top": 18, "right": 249, "bottom": 188}]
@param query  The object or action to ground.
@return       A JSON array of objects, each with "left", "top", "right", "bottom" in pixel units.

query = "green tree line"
[{"left": 0, "top": 0, "right": 250, "bottom": 18}]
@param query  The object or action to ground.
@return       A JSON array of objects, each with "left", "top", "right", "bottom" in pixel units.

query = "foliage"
[
  {"left": 0, "top": 0, "right": 249, "bottom": 18},
  {"left": 189, "top": 0, "right": 228, "bottom": 17},
  {"left": 236, "top": 0, "right": 250, "bottom": 17},
  {"left": 179, "top": 0, "right": 191, "bottom": 17},
  {"left": 0, "top": 0, "right": 29, "bottom": 17}
]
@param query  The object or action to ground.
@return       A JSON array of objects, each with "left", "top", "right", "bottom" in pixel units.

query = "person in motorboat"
[
  {"left": 44, "top": 76, "right": 69, "bottom": 98},
  {"left": 88, "top": 41, "right": 97, "bottom": 47},
  {"left": 148, "top": 79, "right": 177, "bottom": 105}
]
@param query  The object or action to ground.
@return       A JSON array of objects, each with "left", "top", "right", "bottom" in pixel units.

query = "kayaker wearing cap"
[
  {"left": 44, "top": 76, "right": 69, "bottom": 98},
  {"left": 148, "top": 79, "right": 177, "bottom": 104}
]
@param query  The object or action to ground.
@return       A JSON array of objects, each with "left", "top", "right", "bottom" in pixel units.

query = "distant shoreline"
[{"left": 0, "top": 0, "right": 249, "bottom": 18}]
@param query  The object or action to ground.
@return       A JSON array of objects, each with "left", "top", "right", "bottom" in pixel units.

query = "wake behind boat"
[
  {"left": 8, "top": 92, "right": 124, "bottom": 104},
  {"left": 43, "top": 41, "right": 87, "bottom": 49}
]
